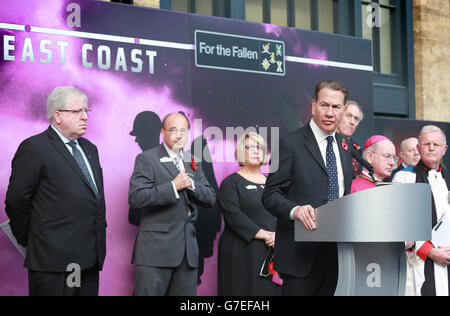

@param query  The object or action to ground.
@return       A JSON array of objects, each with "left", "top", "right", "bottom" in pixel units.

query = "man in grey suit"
[{"left": 128, "top": 112, "right": 216, "bottom": 296}]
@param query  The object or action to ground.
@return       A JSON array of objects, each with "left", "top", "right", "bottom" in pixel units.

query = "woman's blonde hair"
[{"left": 235, "top": 132, "right": 268, "bottom": 166}]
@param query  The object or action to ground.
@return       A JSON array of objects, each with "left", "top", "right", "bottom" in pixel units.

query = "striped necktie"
[
  {"left": 67, "top": 141, "right": 99, "bottom": 199},
  {"left": 174, "top": 154, "right": 183, "bottom": 172}
]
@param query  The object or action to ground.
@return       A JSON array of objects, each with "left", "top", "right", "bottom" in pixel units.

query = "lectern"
[{"left": 295, "top": 183, "right": 432, "bottom": 296}]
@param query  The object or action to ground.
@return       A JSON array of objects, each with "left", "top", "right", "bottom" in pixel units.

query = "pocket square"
[{"left": 160, "top": 157, "right": 173, "bottom": 163}]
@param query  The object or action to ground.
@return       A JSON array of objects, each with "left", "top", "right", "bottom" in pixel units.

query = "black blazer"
[
  {"left": 5, "top": 126, "right": 106, "bottom": 272},
  {"left": 262, "top": 124, "right": 353, "bottom": 278}
]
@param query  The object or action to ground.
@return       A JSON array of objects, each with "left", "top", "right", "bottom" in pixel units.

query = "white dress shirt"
[
  {"left": 309, "top": 119, "right": 345, "bottom": 198},
  {"left": 290, "top": 120, "right": 345, "bottom": 220},
  {"left": 51, "top": 124, "right": 98, "bottom": 191}
]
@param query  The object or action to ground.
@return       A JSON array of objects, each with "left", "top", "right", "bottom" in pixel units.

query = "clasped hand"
[{"left": 173, "top": 171, "right": 193, "bottom": 191}]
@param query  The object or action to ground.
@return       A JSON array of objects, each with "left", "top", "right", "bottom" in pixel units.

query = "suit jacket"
[
  {"left": 128, "top": 144, "right": 215, "bottom": 268},
  {"left": 5, "top": 126, "right": 106, "bottom": 272},
  {"left": 262, "top": 124, "right": 353, "bottom": 278}
]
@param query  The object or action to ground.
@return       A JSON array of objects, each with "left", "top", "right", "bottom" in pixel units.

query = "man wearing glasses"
[
  {"left": 393, "top": 125, "right": 450, "bottom": 296},
  {"left": 5, "top": 86, "right": 106, "bottom": 296},
  {"left": 351, "top": 135, "right": 397, "bottom": 193},
  {"left": 128, "top": 112, "right": 215, "bottom": 296}
]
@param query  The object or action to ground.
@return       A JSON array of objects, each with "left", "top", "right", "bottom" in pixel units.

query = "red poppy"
[
  {"left": 191, "top": 158, "right": 197, "bottom": 171},
  {"left": 268, "top": 261, "right": 277, "bottom": 275},
  {"left": 341, "top": 139, "right": 349, "bottom": 151},
  {"left": 353, "top": 143, "right": 361, "bottom": 151}
]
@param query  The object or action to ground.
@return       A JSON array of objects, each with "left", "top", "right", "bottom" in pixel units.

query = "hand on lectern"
[{"left": 293, "top": 205, "right": 317, "bottom": 231}]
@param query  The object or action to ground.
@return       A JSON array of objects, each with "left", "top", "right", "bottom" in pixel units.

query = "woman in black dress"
[{"left": 217, "top": 132, "right": 282, "bottom": 296}]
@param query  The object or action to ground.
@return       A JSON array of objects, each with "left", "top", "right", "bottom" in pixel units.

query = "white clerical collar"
[
  {"left": 361, "top": 170, "right": 383, "bottom": 183},
  {"left": 163, "top": 142, "right": 183, "bottom": 160},
  {"left": 309, "top": 119, "right": 336, "bottom": 143}
]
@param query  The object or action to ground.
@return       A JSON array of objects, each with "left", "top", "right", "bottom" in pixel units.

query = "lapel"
[
  {"left": 336, "top": 133, "right": 352, "bottom": 189},
  {"left": 157, "top": 144, "right": 195, "bottom": 210},
  {"left": 414, "top": 160, "right": 430, "bottom": 185},
  {"left": 303, "top": 125, "right": 327, "bottom": 174},
  {"left": 157, "top": 144, "right": 180, "bottom": 179},
  {"left": 46, "top": 127, "right": 97, "bottom": 196},
  {"left": 78, "top": 137, "right": 103, "bottom": 195},
  {"left": 414, "top": 160, "right": 439, "bottom": 226}
]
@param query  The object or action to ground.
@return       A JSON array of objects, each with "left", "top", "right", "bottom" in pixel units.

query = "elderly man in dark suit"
[
  {"left": 129, "top": 112, "right": 215, "bottom": 296},
  {"left": 5, "top": 86, "right": 106, "bottom": 296},
  {"left": 262, "top": 80, "right": 354, "bottom": 296}
]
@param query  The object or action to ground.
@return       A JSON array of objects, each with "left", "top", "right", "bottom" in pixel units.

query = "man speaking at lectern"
[{"left": 262, "top": 80, "right": 354, "bottom": 296}]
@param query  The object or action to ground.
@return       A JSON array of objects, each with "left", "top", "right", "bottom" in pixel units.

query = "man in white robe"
[{"left": 393, "top": 125, "right": 450, "bottom": 296}]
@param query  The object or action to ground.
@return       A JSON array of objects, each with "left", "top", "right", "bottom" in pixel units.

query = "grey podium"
[{"left": 295, "top": 183, "right": 432, "bottom": 296}]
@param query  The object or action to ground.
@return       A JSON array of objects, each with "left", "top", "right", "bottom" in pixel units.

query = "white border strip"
[
  {"left": 0, "top": 22, "right": 24, "bottom": 31},
  {"left": 286, "top": 56, "right": 373, "bottom": 72},
  {"left": 0, "top": 22, "right": 372, "bottom": 71},
  {"left": 0, "top": 22, "right": 194, "bottom": 50}
]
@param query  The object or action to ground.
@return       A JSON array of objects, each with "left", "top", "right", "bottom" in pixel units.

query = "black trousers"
[
  {"left": 28, "top": 268, "right": 100, "bottom": 296},
  {"left": 281, "top": 243, "right": 338, "bottom": 296}
]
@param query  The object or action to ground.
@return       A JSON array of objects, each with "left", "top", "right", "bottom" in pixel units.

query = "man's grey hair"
[
  {"left": 400, "top": 137, "right": 418, "bottom": 152},
  {"left": 418, "top": 125, "right": 447, "bottom": 145},
  {"left": 345, "top": 100, "right": 364, "bottom": 122},
  {"left": 47, "top": 86, "right": 88, "bottom": 122}
]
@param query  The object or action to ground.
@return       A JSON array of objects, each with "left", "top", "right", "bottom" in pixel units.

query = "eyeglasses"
[
  {"left": 163, "top": 128, "right": 189, "bottom": 136},
  {"left": 57, "top": 108, "right": 91, "bottom": 115},
  {"left": 245, "top": 145, "right": 263, "bottom": 151},
  {"left": 371, "top": 152, "right": 399, "bottom": 164}
]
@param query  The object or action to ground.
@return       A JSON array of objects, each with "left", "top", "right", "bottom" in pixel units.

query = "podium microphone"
[{"left": 350, "top": 145, "right": 376, "bottom": 183}]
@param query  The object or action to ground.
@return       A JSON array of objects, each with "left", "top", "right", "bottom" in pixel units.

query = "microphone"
[{"left": 349, "top": 142, "right": 376, "bottom": 183}]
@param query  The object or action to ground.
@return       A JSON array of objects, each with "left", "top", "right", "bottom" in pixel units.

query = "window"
[
  {"left": 196, "top": 0, "right": 213, "bottom": 16},
  {"left": 171, "top": 0, "right": 190, "bottom": 12},
  {"left": 271, "top": 0, "right": 288, "bottom": 27},
  {"left": 244, "top": 0, "right": 336, "bottom": 33},
  {"left": 246, "top": 0, "right": 264, "bottom": 23},
  {"left": 294, "top": 0, "right": 310, "bottom": 30},
  {"left": 166, "top": 0, "right": 213, "bottom": 16},
  {"left": 362, "top": 0, "right": 395, "bottom": 74},
  {"left": 317, "top": 0, "right": 334, "bottom": 33}
]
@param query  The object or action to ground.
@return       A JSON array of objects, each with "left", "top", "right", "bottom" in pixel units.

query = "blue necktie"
[
  {"left": 67, "top": 141, "right": 99, "bottom": 199},
  {"left": 326, "top": 136, "right": 339, "bottom": 202}
]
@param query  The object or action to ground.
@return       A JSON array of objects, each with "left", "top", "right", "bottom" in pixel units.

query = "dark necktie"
[
  {"left": 67, "top": 141, "right": 99, "bottom": 199},
  {"left": 326, "top": 136, "right": 339, "bottom": 202}
]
